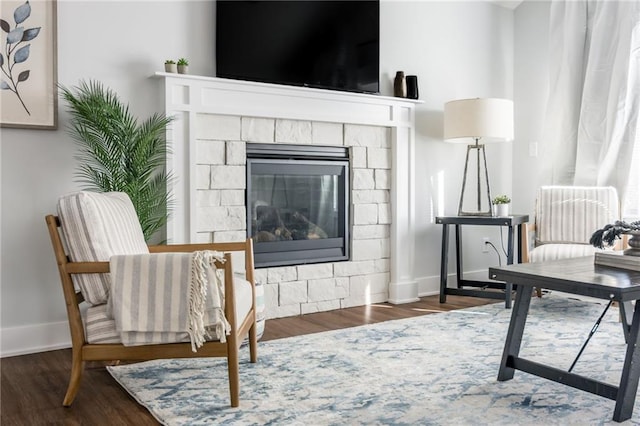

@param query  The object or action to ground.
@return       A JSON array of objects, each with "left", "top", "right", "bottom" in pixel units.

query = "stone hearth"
[{"left": 157, "top": 74, "right": 420, "bottom": 318}]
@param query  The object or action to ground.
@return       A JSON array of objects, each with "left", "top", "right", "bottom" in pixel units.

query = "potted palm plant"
[{"left": 60, "top": 80, "right": 174, "bottom": 242}]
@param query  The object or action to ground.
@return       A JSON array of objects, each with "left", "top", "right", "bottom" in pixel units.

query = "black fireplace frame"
[{"left": 246, "top": 143, "right": 350, "bottom": 268}]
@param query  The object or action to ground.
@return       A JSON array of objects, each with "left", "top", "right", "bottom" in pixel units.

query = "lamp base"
[
  {"left": 457, "top": 210, "right": 493, "bottom": 217},
  {"left": 457, "top": 141, "right": 492, "bottom": 216}
]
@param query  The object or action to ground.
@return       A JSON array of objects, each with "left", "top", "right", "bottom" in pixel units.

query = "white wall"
[
  {"left": 513, "top": 0, "right": 551, "bottom": 218},
  {"left": 1, "top": 0, "right": 516, "bottom": 356},
  {"left": 380, "top": 1, "right": 515, "bottom": 290},
  {"left": 0, "top": 1, "right": 216, "bottom": 356}
]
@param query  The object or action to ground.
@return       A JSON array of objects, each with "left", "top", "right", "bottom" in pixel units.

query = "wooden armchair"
[{"left": 45, "top": 191, "right": 257, "bottom": 408}]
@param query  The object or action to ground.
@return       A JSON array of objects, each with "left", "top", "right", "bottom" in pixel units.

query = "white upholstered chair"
[
  {"left": 523, "top": 186, "right": 620, "bottom": 296},
  {"left": 524, "top": 186, "right": 620, "bottom": 263},
  {"left": 46, "top": 191, "right": 258, "bottom": 407}
]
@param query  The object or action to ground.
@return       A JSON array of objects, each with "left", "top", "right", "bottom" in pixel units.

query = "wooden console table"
[
  {"left": 436, "top": 215, "right": 528, "bottom": 308},
  {"left": 490, "top": 257, "right": 640, "bottom": 422}
]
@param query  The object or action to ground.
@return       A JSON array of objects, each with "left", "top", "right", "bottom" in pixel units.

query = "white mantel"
[{"left": 156, "top": 73, "right": 420, "bottom": 305}]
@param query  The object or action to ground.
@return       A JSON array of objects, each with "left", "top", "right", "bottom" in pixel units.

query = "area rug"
[{"left": 107, "top": 294, "right": 639, "bottom": 425}]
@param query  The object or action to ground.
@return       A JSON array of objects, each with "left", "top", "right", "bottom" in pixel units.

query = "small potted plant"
[
  {"left": 492, "top": 195, "right": 511, "bottom": 217},
  {"left": 164, "top": 59, "right": 177, "bottom": 73},
  {"left": 177, "top": 58, "right": 189, "bottom": 74}
]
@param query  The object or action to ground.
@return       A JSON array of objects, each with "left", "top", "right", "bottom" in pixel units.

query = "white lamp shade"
[{"left": 443, "top": 98, "right": 514, "bottom": 143}]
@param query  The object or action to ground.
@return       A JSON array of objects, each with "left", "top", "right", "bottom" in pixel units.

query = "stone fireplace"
[{"left": 157, "top": 74, "right": 420, "bottom": 318}]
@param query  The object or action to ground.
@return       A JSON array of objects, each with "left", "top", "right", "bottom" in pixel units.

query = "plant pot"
[
  {"left": 177, "top": 65, "right": 189, "bottom": 75},
  {"left": 164, "top": 63, "right": 177, "bottom": 73},
  {"left": 493, "top": 203, "right": 510, "bottom": 217},
  {"left": 624, "top": 230, "right": 640, "bottom": 256}
]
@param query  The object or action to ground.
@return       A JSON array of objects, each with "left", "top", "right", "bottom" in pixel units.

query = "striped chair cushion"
[
  {"left": 529, "top": 243, "right": 599, "bottom": 263},
  {"left": 84, "top": 276, "right": 253, "bottom": 344},
  {"left": 85, "top": 304, "right": 122, "bottom": 344},
  {"left": 535, "top": 186, "right": 619, "bottom": 245},
  {"left": 57, "top": 191, "right": 149, "bottom": 305},
  {"left": 233, "top": 275, "right": 254, "bottom": 329}
]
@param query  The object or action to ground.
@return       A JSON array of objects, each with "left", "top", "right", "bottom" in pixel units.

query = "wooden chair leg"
[
  {"left": 227, "top": 338, "right": 240, "bottom": 407},
  {"left": 249, "top": 316, "right": 258, "bottom": 364},
  {"left": 536, "top": 288, "right": 543, "bottom": 298},
  {"left": 63, "top": 353, "right": 85, "bottom": 406}
]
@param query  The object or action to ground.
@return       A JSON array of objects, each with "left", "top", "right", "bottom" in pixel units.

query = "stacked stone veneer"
[{"left": 195, "top": 113, "right": 391, "bottom": 319}]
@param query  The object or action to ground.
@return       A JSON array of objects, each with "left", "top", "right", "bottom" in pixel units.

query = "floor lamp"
[{"left": 443, "top": 98, "right": 514, "bottom": 216}]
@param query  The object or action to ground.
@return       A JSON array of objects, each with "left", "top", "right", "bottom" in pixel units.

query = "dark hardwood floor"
[{"left": 1, "top": 295, "right": 494, "bottom": 425}]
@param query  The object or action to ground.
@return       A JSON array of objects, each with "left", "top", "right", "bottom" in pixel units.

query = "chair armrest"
[
  {"left": 66, "top": 261, "right": 110, "bottom": 274},
  {"left": 521, "top": 222, "right": 536, "bottom": 264},
  {"left": 148, "top": 239, "right": 255, "bottom": 287},
  {"left": 148, "top": 241, "right": 251, "bottom": 253}
]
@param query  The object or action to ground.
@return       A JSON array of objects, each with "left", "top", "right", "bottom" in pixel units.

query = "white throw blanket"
[{"left": 109, "top": 250, "right": 231, "bottom": 351}]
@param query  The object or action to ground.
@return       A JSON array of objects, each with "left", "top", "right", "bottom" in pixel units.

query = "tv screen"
[{"left": 216, "top": 1, "right": 379, "bottom": 94}]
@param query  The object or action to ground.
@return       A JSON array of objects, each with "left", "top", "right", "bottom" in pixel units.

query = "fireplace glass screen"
[{"left": 247, "top": 144, "right": 349, "bottom": 267}]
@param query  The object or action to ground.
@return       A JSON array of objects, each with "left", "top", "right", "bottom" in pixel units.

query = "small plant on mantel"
[
  {"left": 177, "top": 58, "right": 189, "bottom": 75},
  {"left": 164, "top": 60, "right": 177, "bottom": 73},
  {"left": 492, "top": 195, "right": 511, "bottom": 205}
]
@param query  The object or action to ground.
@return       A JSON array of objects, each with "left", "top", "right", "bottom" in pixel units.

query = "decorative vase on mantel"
[{"left": 394, "top": 71, "right": 407, "bottom": 98}]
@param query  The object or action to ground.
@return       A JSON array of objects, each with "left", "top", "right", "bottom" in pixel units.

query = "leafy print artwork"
[{"left": 1, "top": 1, "right": 41, "bottom": 115}]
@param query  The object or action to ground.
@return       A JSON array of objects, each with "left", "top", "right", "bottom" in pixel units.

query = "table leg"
[
  {"left": 439, "top": 224, "right": 449, "bottom": 303},
  {"left": 516, "top": 223, "right": 524, "bottom": 264},
  {"left": 506, "top": 225, "right": 514, "bottom": 265},
  {"left": 455, "top": 225, "right": 463, "bottom": 288},
  {"left": 613, "top": 301, "right": 640, "bottom": 422},
  {"left": 619, "top": 301, "right": 633, "bottom": 344},
  {"left": 498, "top": 285, "right": 533, "bottom": 381},
  {"left": 504, "top": 225, "right": 515, "bottom": 309}
]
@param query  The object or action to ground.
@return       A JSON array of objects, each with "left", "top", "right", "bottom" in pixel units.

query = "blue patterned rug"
[{"left": 107, "top": 294, "right": 640, "bottom": 425}]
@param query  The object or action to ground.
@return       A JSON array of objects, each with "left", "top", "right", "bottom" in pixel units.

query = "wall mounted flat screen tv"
[{"left": 216, "top": 1, "right": 379, "bottom": 94}]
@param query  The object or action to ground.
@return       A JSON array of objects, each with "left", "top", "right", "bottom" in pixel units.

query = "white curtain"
[{"left": 544, "top": 0, "right": 640, "bottom": 213}]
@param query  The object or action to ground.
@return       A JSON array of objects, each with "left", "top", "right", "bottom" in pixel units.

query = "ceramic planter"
[
  {"left": 625, "top": 230, "right": 640, "bottom": 256},
  {"left": 493, "top": 203, "right": 510, "bottom": 217}
]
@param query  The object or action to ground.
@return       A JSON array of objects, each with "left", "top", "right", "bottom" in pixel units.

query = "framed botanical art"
[{"left": 1, "top": 0, "right": 57, "bottom": 129}]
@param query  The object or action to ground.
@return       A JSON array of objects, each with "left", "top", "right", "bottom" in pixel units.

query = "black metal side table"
[{"left": 435, "top": 214, "right": 529, "bottom": 308}]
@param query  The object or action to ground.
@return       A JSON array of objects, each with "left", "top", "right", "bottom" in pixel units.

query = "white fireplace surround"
[{"left": 157, "top": 73, "right": 420, "bottom": 314}]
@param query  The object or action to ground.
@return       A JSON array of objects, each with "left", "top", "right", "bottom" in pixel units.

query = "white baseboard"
[
  {"left": 1, "top": 269, "right": 492, "bottom": 357},
  {"left": 416, "top": 269, "right": 489, "bottom": 297},
  {"left": 416, "top": 273, "right": 441, "bottom": 297},
  {"left": 1, "top": 321, "right": 71, "bottom": 358}
]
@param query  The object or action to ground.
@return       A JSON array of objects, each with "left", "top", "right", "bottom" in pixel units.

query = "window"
[{"left": 623, "top": 120, "right": 640, "bottom": 221}]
